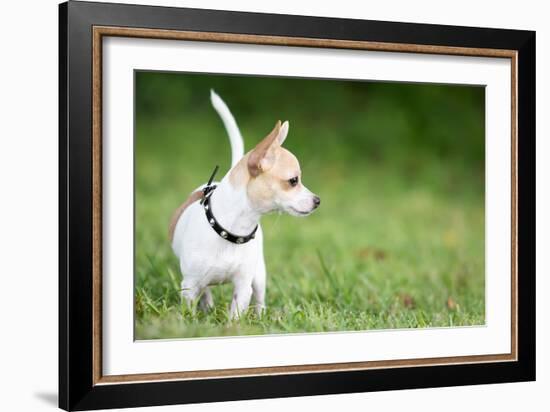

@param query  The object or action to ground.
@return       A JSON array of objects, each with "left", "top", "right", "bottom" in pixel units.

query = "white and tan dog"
[{"left": 169, "top": 90, "right": 320, "bottom": 319}]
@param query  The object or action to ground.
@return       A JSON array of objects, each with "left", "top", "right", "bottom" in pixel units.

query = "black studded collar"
[{"left": 200, "top": 166, "right": 258, "bottom": 245}]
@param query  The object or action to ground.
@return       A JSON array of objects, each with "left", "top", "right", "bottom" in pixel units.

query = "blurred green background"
[{"left": 134, "top": 71, "right": 485, "bottom": 339}]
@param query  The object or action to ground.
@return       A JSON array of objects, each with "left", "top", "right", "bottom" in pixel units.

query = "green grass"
[{"left": 134, "top": 73, "right": 485, "bottom": 339}]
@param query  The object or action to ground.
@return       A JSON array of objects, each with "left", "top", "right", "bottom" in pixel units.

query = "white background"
[
  {"left": 103, "top": 37, "right": 512, "bottom": 375},
  {"left": 0, "top": 0, "right": 547, "bottom": 411}
]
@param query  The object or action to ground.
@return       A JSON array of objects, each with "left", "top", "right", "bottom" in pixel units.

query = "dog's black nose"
[{"left": 313, "top": 196, "right": 321, "bottom": 207}]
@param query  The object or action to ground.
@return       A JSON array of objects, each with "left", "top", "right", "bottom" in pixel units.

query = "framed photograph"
[{"left": 59, "top": 1, "right": 535, "bottom": 410}]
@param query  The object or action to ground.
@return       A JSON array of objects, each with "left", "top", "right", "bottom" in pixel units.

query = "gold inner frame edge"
[{"left": 91, "top": 26, "right": 518, "bottom": 385}]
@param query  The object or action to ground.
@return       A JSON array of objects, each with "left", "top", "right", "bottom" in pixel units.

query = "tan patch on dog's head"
[
  {"left": 246, "top": 146, "right": 302, "bottom": 211},
  {"left": 247, "top": 121, "right": 281, "bottom": 177},
  {"left": 229, "top": 120, "right": 289, "bottom": 189},
  {"left": 228, "top": 120, "right": 310, "bottom": 214}
]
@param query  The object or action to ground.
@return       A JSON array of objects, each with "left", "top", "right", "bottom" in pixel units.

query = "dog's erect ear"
[
  {"left": 248, "top": 121, "right": 281, "bottom": 177},
  {"left": 277, "top": 121, "right": 289, "bottom": 145}
]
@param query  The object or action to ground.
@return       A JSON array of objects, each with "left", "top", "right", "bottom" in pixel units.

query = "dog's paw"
[{"left": 254, "top": 304, "right": 266, "bottom": 318}]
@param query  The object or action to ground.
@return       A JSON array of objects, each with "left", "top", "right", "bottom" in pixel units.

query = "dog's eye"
[{"left": 288, "top": 176, "right": 299, "bottom": 187}]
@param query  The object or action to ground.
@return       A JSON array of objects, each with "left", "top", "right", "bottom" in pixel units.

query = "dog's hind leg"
[{"left": 199, "top": 287, "right": 214, "bottom": 312}]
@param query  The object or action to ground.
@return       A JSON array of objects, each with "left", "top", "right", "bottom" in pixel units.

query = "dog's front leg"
[
  {"left": 230, "top": 278, "right": 253, "bottom": 320},
  {"left": 252, "top": 262, "right": 266, "bottom": 316},
  {"left": 181, "top": 282, "right": 201, "bottom": 309}
]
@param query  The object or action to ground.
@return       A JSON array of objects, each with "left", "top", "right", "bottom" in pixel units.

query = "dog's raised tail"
[{"left": 210, "top": 89, "right": 244, "bottom": 168}]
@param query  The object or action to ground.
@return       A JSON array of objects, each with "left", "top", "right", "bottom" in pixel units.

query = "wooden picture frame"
[{"left": 59, "top": 1, "right": 535, "bottom": 410}]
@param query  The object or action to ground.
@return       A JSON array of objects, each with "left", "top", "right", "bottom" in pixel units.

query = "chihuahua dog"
[{"left": 169, "top": 90, "right": 320, "bottom": 319}]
